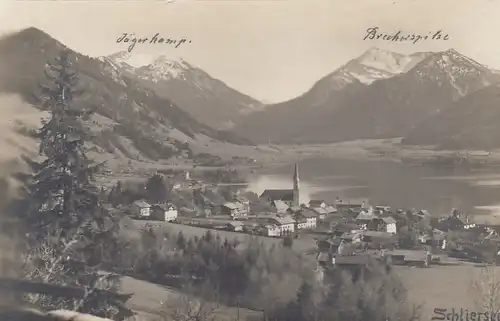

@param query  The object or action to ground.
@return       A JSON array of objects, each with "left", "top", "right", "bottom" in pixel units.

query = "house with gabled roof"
[
  {"left": 356, "top": 208, "right": 380, "bottom": 230},
  {"left": 294, "top": 214, "right": 308, "bottom": 230},
  {"left": 311, "top": 207, "right": 328, "bottom": 220},
  {"left": 132, "top": 200, "right": 151, "bottom": 218},
  {"left": 221, "top": 201, "right": 247, "bottom": 218},
  {"left": 270, "top": 215, "right": 296, "bottom": 235},
  {"left": 271, "top": 200, "right": 290, "bottom": 213},
  {"left": 381, "top": 217, "right": 397, "bottom": 234},
  {"left": 299, "top": 208, "right": 318, "bottom": 229},
  {"left": 325, "top": 205, "right": 338, "bottom": 214},
  {"left": 263, "top": 224, "right": 281, "bottom": 237},
  {"left": 151, "top": 203, "right": 178, "bottom": 222},
  {"left": 226, "top": 221, "right": 244, "bottom": 232}
]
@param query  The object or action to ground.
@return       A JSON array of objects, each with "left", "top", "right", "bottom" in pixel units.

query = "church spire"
[{"left": 293, "top": 163, "right": 300, "bottom": 206}]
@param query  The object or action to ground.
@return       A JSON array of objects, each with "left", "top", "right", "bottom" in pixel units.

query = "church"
[{"left": 259, "top": 164, "right": 300, "bottom": 207}]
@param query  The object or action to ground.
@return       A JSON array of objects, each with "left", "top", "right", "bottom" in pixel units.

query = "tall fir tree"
[{"left": 16, "top": 50, "right": 133, "bottom": 320}]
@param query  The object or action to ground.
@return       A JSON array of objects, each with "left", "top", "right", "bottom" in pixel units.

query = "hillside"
[
  {"left": 402, "top": 84, "right": 500, "bottom": 150},
  {"left": 0, "top": 27, "right": 252, "bottom": 168},
  {"left": 232, "top": 48, "right": 500, "bottom": 144},
  {"left": 106, "top": 51, "right": 264, "bottom": 130}
]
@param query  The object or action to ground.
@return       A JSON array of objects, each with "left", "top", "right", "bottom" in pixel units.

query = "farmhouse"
[
  {"left": 294, "top": 215, "right": 308, "bottom": 230},
  {"left": 356, "top": 209, "right": 380, "bottom": 230},
  {"left": 151, "top": 203, "right": 178, "bottom": 222},
  {"left": 381, "top": 217, "right": 397, "bottom": 234},
  {"left": 386, "top": 250, "right": 431, "bottom": 268},
  {"left": 234, "top": 195, "right": 250, "bottom": 213},
  {"left": 221, "top": 202, "right": 247, "bottom": 218},
  {"left": 226, "top": 221, "right": 244, "bottom": 232},
  {"left": 311, "top": 207, "right": 328, "bottom": 220},
  {"left": 132, "top": 200, "right": 151, "bottom": 218},
  {"left": 263, "top": 224, "right": 281, "bottom": 237},
  {"left": 300, "top": 209, "right": 318, "bottom": 229},
  {"left": 270, "top": 215, "right": 296, "bottom": 235},
  {"left": 331, "top": 254, "right": 376, "bottom": 279}
]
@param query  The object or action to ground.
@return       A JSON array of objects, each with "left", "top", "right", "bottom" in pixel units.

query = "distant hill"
[
  {"left": 0, "top": 27, "right": 253, "bottom": 166},
  {"left": 231, "top": 48, "right": 500, "bottom": 144},
  {"left": 106, "top": 51, "right": 264, "bottom": 130},
  {"left": 402, "top": 84, "right": 500, "bottom": 150}
]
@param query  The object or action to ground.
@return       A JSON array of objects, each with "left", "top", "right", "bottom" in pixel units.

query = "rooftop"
[
  {"left": 272, "top": 200, "right": 290, "bottom": 212},
  {"left": 152, "top": 203, "right": 175, "bottom": 211},
  {"left": 272, "top": 215, "right": 296, "bottom": 225},
  {"left": 381, "top": 217, "right": 397, "bottom": 224},
  {"left": 260, "top": 189, "right": 294, "bottom": 201},
  {"left": 222, "top": 202, "right": 245, "bottom": 210},
  {"left": 133, "top": 200, "right": 151, "bottom": 208}
]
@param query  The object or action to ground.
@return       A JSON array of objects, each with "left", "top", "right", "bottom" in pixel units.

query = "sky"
[{"left": 1, "top": 0, "right": 500, "bottom": 103}]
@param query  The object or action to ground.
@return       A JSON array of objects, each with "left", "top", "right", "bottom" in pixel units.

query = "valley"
[{"left": 2, "top": 22, "right": 500, "bottom": 321}]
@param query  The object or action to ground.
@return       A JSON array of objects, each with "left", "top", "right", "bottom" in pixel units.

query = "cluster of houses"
[
  {"left": 131, "top": 200, "right": 179, "bottom": 222},
  {"left": 312, "top": 203, "right": 500, "bottom": 279}
]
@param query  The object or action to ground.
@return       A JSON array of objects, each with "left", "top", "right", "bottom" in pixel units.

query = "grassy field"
[
  {"left": 132, "top": 220, "right": 318, "bottom": 255},
  {"left": 121, "top": 275, "right": 263, "bottom": 321},
  {"left": 395, "top": 264, "right": 499, "bottom": 320}
]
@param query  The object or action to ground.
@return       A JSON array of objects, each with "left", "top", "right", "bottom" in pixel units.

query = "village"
[{"left": 102, "top": 163, "right": 500, "bottom": 281}]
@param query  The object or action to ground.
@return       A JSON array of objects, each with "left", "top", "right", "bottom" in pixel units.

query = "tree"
[
  {"left": 15, "top": 50, "right": 132, "bottom": 320},
  {"left": 145, "top": 173, "right": 168, "bottom": 203},
  {"left": 283, "top": 236, "right": 293, "bottom": 248},
  {"left": 159, "top": 281, "right": 225, "bottom": 321},
  {"left": 471, "top": 264, "right": 500, "bottom": 315}
]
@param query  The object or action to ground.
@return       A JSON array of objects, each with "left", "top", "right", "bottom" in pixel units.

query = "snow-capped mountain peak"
[
  {"left": 355, "top": 47, "right": 409, "bottom": 74},
  {"left": 413, "top": 48, "right": 497, "bottom": 97},
  {"left": 106, "top": 51, "right": 132, "bottom": 65},
  {"left": 327, "top": 47, "right": 428, "bottom": 87},
  {"left": 133, "top": 55, "right": 193, "bottom": 82},
  {"left": 104, "top": 50, "right": 154, "bottom": 68}
]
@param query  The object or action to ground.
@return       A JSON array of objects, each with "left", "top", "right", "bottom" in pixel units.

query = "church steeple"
[{"left": 293, "top": 163, "right": 300, "bottom": 206}]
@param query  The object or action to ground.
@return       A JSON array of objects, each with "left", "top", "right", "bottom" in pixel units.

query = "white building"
[
  {"left": 264, "top": 224, "right": 281, "bottom": 237},
  {"left": 132, "top": 200, "right": 151, "bottom": 218},
  {"left": 294, "top": 210, "right": 317, "bottom": 230},
  {"left": 151, "top": 203, "right": 178, "bottom": 222},
  {"left": 381, "top": 217, "right": 397, "bottom": 234},
  {"left": 270, "top": 215, "right": 296, "bottom": 235}
]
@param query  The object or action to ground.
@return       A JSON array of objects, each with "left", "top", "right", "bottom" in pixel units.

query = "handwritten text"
[
  {"left": 116, "top": 33, "right": 192, "bottom": 52},
  {"left": 432, "top": 307, "right": 500, "bottom": 321},
  {"left": 363, "top": 27, "right": 449, "bottom": 44}
]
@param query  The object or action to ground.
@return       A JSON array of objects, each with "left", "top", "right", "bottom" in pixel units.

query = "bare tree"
[
  {"left": 470, "top": 264, "right": 500, "bottom": 315},
  {"left": 157, "top": 281, "right": 243, "bottom": 321},
  {"left": 21, "top": 225, "right": 129, "bottom": 317}
]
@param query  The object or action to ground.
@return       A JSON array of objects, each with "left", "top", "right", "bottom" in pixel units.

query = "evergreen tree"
[
  {"left": 145, "top": 173, "right": 167, "bottom": 203},
  {"left": 283, "top": 236, "right": 294, "bottom": 248},
  {"left": 16, "top": 50, "right": 133, "bottom": 320}
]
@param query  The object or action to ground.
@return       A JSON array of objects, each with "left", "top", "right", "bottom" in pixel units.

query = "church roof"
[{"left": 260, "top": 189, "right": 294, "bottom": 201}]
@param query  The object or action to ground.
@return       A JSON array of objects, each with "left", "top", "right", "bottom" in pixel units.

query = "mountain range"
[
  {"left": 230, "top": 47, "right": 500, "bottom": 148},
  {"left": 105, "top": 51, "right": 264, "bottom": 130},
  {"left": 2, "top": 26, "right": 500, "bottom": 159},
  {"left": 0, "top": 27, "right": 255, "bottom": 168}
]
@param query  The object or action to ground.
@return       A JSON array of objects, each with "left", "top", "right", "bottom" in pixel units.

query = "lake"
[{"left": 247, "top": 157, "right": 500, "bottom": 220}]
